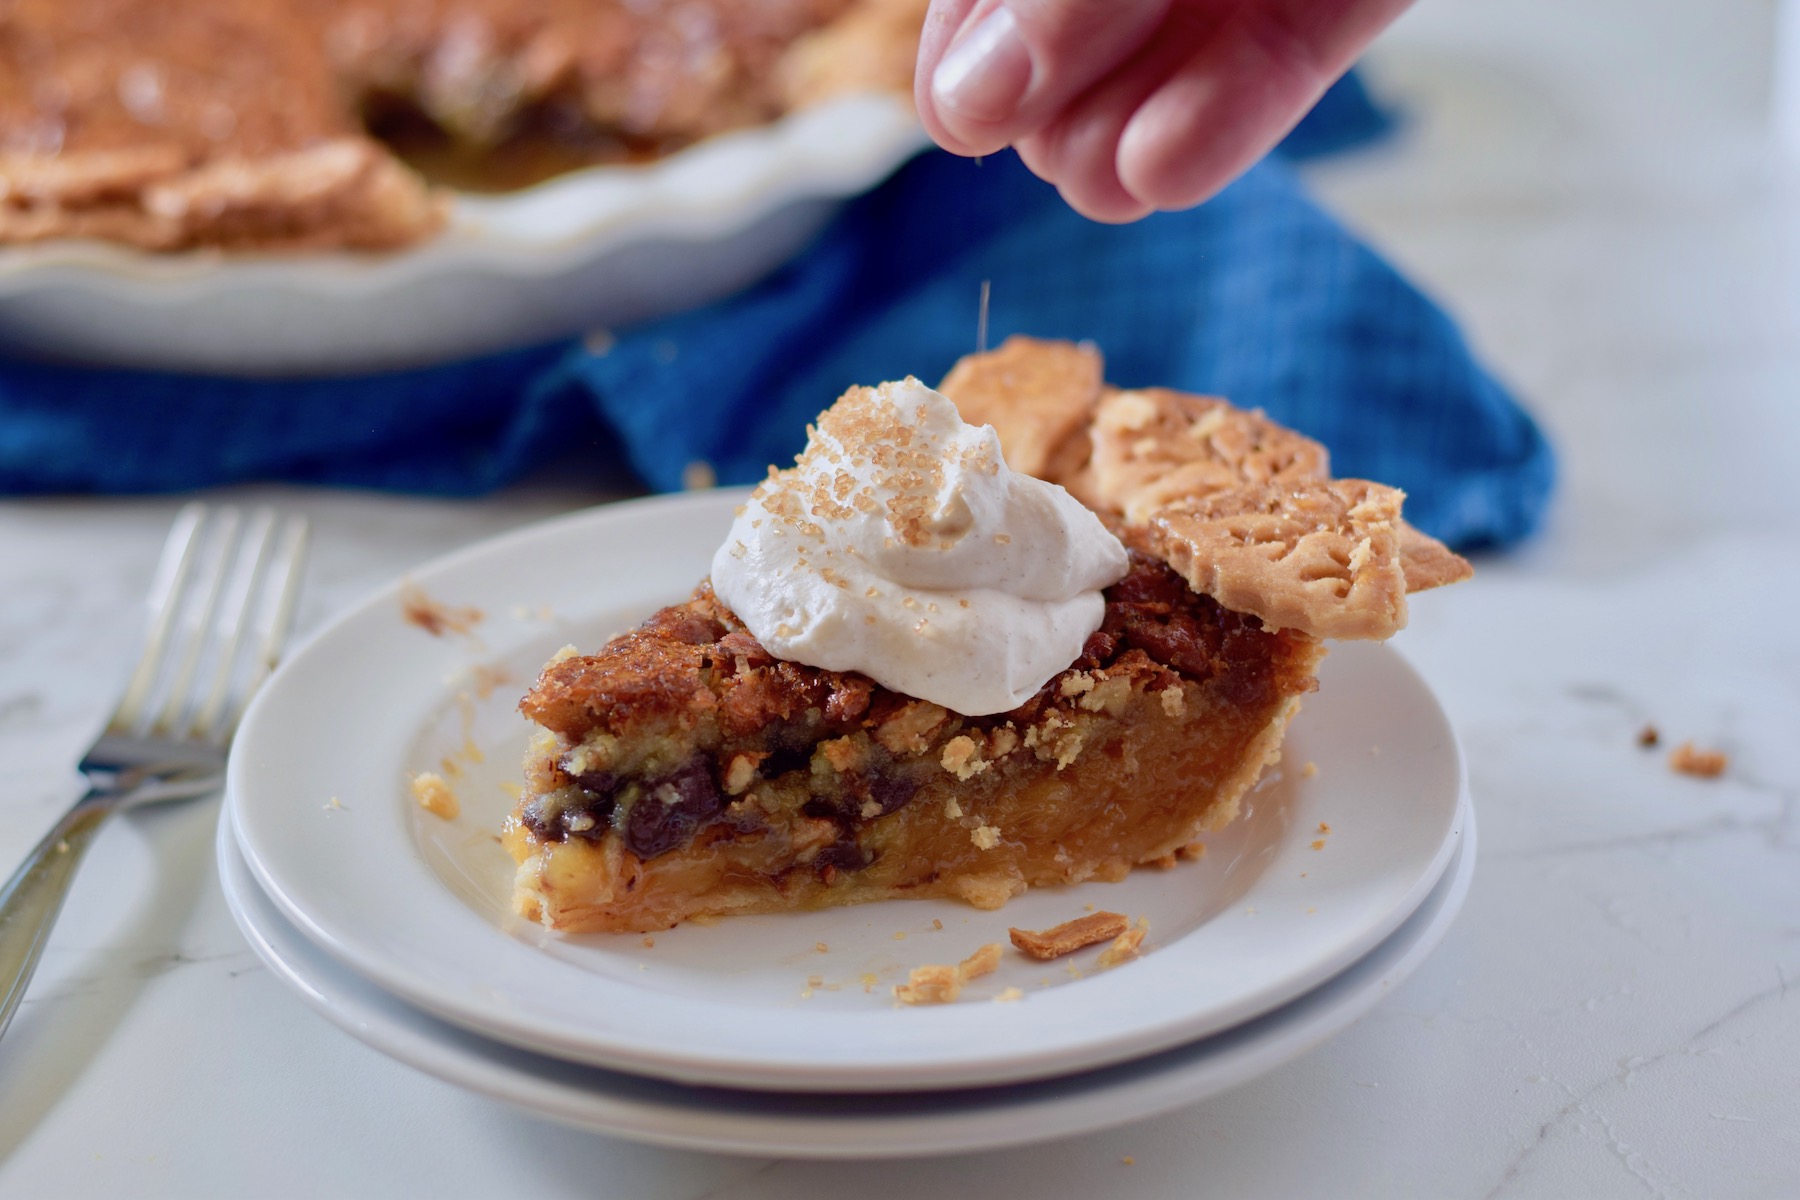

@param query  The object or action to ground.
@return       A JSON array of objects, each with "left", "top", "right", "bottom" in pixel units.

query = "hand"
[{"left": 914, "top": 0, "right": 1414, "bottom": 222}]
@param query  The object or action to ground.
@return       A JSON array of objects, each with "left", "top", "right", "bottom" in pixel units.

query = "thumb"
[{"left": 917, "top": 0, "right": 1173, "bottom": 158}]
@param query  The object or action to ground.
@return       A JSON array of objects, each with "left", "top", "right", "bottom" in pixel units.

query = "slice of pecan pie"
[
  {"left": 505, "top": 340, "right": 1468, "bottom": 933},
  {"left": 508, "top": 551, "right": 1324, "bottom": 931}
]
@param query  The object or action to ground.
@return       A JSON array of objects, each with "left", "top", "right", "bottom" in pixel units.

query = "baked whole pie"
[
  {"left": 503, "top": 338, "right": 1471, "bottom": 933},
  {"left": 0, "top": 0, "right": 924, "bottom": 252}
]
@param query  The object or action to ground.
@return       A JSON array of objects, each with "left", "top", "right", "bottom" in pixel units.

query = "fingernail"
[{"left": 932, "top": 6, "right": 1031, "bottom": 123}]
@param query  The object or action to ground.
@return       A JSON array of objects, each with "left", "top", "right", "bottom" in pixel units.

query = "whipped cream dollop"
[{"left": 710, "top": 377, "right": 1129, "bottom": 716}]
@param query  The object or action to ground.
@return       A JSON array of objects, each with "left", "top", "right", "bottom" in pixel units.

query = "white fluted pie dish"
[{"left": 0, "top": 94, "right": 926, "bottom": 377}]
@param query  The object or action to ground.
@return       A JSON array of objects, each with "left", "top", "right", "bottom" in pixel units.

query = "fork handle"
[{"left": 0, "top": 793, "right": 117, "bottom": 1040}]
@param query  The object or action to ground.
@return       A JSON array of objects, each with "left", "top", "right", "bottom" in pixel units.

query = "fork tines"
[{"left": 109, "top": 503, "right": 309, "bottom": 746}]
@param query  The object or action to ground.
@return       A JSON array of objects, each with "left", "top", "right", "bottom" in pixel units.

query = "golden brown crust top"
[
  {"left": 937, "top": 341, "right": 1471, "bottom": 639},
  {"left": 521, "top": 551, "right": 1305, "bottom": 749}
]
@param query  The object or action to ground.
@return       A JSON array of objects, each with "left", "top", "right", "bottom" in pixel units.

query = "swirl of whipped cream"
[{"left": 710, "top": 377, "right": 1128, "bottom": 715}]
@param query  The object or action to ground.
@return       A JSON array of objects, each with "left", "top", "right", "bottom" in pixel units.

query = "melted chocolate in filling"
[{"left": 623, "top": 757, "right": 724, "bottom": 859}]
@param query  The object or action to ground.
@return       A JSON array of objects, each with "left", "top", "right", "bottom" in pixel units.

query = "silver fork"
[{"left": 0, "top": 503, "right": 308, "bottom": 1040}]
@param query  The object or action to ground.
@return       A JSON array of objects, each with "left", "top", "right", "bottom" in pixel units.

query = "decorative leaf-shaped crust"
[
  {"left": 938, "top": 335, "right": 1103, "bottom": 482},
  {"left": 937, "top": 341, "right": 1472, "bottom": 639},
  {"left": 1085, "top": 386, "right": 1331, "bottom": 521},
  {"left": 1142, "top": 480, "right": 1410, "bottom": 640},
  {"left": 1396, "top": 520, "right": 1476, "bottom": 593}
]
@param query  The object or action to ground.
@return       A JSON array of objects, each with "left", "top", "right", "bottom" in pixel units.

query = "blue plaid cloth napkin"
[{"left": 0, "top": 75, "right": 1552, "bottom": 550}]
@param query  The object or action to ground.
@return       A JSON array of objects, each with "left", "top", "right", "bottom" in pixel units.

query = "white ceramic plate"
[
  {"left": 227, "top": 490, "right": 1467, "bottom": 1091},
  {"left": 0, "top": 94, "right": 927, "bottom": 375},
  {"left": 218, "top": 798, "right": 1477, "bottom": 1159}
]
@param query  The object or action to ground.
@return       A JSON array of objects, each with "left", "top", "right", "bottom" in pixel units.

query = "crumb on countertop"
[
  {"left": 1009, "top": 911, "right": 1129, "bottom": 960},
  {"left": 1301, "top": 761, "right": 1319, "bottom": 778},
  {"left": 1669, "top": 742, "right": 1728, "bottom": 778},
  {"left": 1637, "top": 724, "right": 1661, "bottom": 748},
  {"left": 410, "top": 771, "right": 459, "bottom": 820}
]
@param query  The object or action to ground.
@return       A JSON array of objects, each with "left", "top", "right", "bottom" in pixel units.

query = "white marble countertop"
[{"left": 2, "top": 1, "right": 1797, "bottom": 1195}]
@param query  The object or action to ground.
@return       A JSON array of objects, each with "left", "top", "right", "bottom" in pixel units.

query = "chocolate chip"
[
  {"left": 521, "top": 780, "right": 617, "bottom": 844},
  {"left": 863, "top": 771, "right": 916, "bottom": 817},
  {"left": 623, "top": 757, "right": 723, "bottom": 859},
  {"left": 802, "top": 798, "right": 846, "bottom": 822},
  {"left": 520, "top": 796, "right": 561, "bottom": 841},
  {"left": 758, "top": 743, "right": 813, "bottom": 781},
  {"left": 564, "top": 764, "right": 616, "bottom": 795},
  {"left": 814, "top": 837, "right": 872, "bottom": 875},
  {"left": 800, "top": 767, "right": 916, "bottom": 826}
]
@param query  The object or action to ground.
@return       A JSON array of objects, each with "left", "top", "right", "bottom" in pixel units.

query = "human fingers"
[
  {"left": 1016, "top": 130, "right": 1153, "bottom": 223},
  {"left": 916, "top": 0, "right": 1172, "bottom": 159},
  {"left": 1116, "top": 0, "right": 1415, "bottom": 209},
  {"left": 1011, "top": 5, "right": 1225, "bottom": 221}
]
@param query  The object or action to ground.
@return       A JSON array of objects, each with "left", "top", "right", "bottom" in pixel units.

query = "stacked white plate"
[{"left": 221, "top": 491, "right": 1475, "bottom": 1159}]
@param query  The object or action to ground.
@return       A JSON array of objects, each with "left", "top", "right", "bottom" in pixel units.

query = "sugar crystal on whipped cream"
[{"left": 710, "top": 377, "right": 1129, "bottom": 715}]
